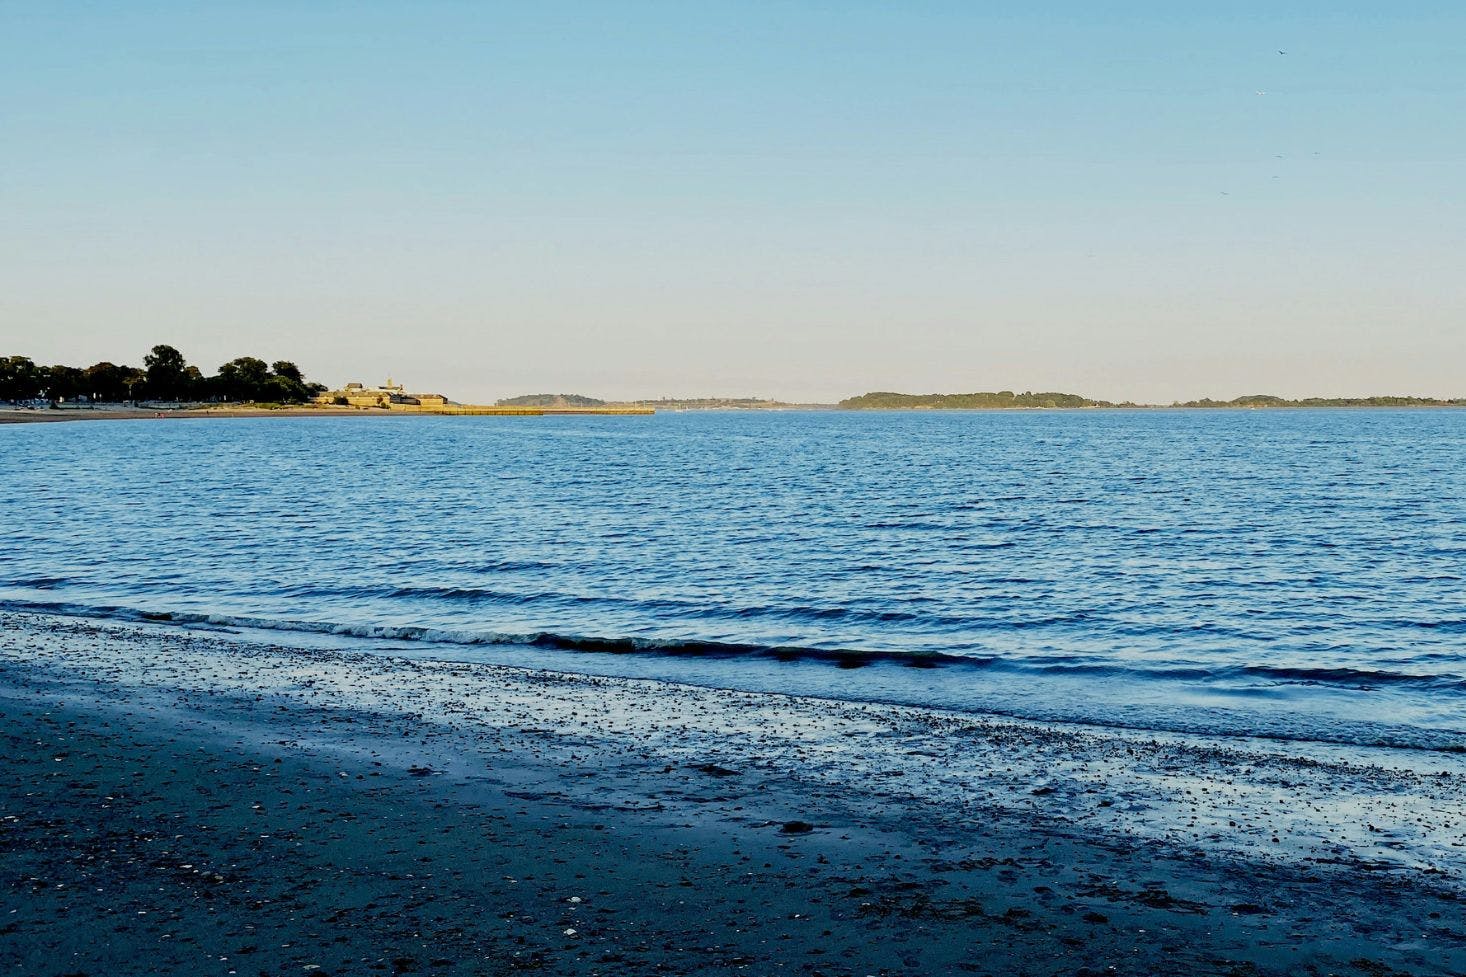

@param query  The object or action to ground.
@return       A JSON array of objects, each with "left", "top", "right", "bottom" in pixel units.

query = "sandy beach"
[
  {"left": 0, "top": 406, "right": 650, "bottom": 424},
  {"left": 1, "top": 611, "right": 1461, "bottom": 976},
  {"left": 0, "top": 407, "right": 401, "bottom": 425}
]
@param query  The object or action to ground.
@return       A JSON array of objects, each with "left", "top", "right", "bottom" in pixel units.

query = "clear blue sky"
[{"left": 2, "top": 1, "right": 1463, "bottom": 402}]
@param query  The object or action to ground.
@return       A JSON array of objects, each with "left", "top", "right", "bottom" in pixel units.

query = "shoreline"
[
  {"left": 3, "top": 596, "right": 1459, "bottom": 757},
  {"left": 0, "top": 405, "right": 654, "bottom": 424},
  {"left": 7, "top": 403, "right": 1466, "bottom": 424},
  {"left": 2, "top": 611, "right": 1462, "bottom": 975},
  {"left": 0, "top": 406, "right": 427, "bottom": 424}
]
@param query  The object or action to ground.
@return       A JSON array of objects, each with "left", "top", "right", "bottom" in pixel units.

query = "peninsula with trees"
[
  {"left": 0, "top": 346, "right": 652, "bottom": 420},
  {"left": 0, "top": 345, "right": 324, "bottom": 406}
]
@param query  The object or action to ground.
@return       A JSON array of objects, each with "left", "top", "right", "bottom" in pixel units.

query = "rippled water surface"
[{"left": 3, "top": 410, "right": 1463, "bottom": 749}]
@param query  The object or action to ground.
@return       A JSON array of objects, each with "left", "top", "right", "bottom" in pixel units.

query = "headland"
[{"left": 0, "top": 348, "right": 656, "bottom": 422}]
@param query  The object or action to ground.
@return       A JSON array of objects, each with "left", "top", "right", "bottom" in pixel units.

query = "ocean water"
[{"left": 3, "top": 409, "right": 1463, "bottom": 752}]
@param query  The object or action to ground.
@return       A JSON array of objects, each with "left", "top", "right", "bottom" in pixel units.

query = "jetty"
[{"left": 390, "top": 404, "right": 653, "bottom": 416}]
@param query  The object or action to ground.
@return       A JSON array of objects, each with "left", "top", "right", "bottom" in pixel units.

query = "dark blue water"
[{"left": 3, "top": 410, "right": 1463, "bottom": 750}]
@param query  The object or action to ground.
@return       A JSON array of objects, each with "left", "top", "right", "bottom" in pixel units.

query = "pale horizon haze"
[{"left": 3, "top": 2, "right": 1463, "bottom": 404}]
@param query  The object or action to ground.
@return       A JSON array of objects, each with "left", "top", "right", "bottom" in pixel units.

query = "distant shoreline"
[
  {"left": 5, "top": 402, "right": 1466, "bottom": 425},
  {"left": 839, "top": 390, "right": 1466, "bottom": 410},
  {"left": 839, "top": 403, "right": 1466, "bottom": 411},
  {"left": 0, "top": 405, "right": 654, "bottom": 424}
]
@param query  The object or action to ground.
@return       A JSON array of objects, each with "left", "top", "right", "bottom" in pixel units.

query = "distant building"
[
  {"left": 315, "top": 378, "right": 448, "bottom": 409},
  {"left": 393, "top": 393, "right": 448, "bottom": 407}
]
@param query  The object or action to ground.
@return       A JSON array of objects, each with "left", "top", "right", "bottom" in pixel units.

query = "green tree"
[
  {"left": 264, "top": 360, "right": 316, "bottom": 402},
  {"left": 143, "top": 344, "right": 190, "bottom": 400},
  {"left": 182, "top": 365, "right": 206, "bottom": 399},
  {"left": 0, "top": 356, "right": 44, "bottom": 401},
  {"left": 44, "top": 364, "right": 87, "bottom": 403},
  {"left": 215, "top": 356, "right": 272, "bottom": 401},
  {"left": 261, "top": 375, "right": 298, "bottom": 402},
  {"left": 83, "top": 361, "right": 131, "bottom": 401},
  {"left": 122, "top": 367, "right": 147, "bottom": 403}
]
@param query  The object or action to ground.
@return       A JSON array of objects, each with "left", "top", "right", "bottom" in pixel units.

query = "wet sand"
[{"left": 1, "top": 611, "right": 1462, "bottom": 976}]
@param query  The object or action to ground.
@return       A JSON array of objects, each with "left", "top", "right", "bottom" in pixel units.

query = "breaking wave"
[{"left": 5, "top": 596, "right": 1462, "bottom": 695}]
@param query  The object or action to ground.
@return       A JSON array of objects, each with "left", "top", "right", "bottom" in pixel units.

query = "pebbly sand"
[{"left": 1, "top": 611, "right": 1462, "bottom": 976}]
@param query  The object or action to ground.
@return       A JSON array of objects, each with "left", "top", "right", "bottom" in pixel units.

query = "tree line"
[{"left": 0, "top": 345, "right": 326, "bottom": 405}]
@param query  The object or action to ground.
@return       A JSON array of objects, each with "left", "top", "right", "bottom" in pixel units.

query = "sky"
[{"left": 2, "top": 2, "right": 1463, "bottom": 404}]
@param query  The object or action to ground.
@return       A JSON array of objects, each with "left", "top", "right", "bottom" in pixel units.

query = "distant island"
[
  {"left": 627, "top": 397, "right": 819, "bottom": 410},
  {"left": 839, "top": 390, "right": 1466, "bottom": 409},
  {"left": 498, "top": 393, "right": 607, "bottom": 408},
  {"left": 1170, "top": 394, "right": 1466, "bottom": 408},
  {"left": 840, "top": 391, "right": 1113, "bottom": 409},
  {"left": 481, "top": 389, "right": 1466, "bottom": 411}
]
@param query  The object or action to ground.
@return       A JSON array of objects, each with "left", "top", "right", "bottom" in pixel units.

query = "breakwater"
[{"left": 366, "top": 405, "right": 655, "bottom": 416}]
